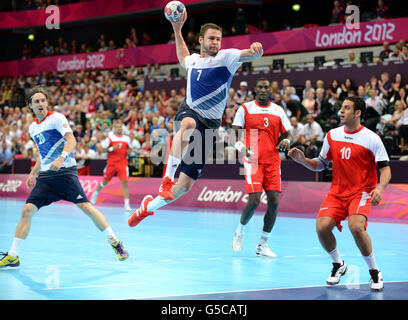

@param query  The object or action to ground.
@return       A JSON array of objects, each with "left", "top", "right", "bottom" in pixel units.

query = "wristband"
[
  {"left": 234, "top": 141, "right": 246, "bottom": 152},
  {"left": 108, "top": 147, "right": 114, "bottom": 152},
  {"left": 60, "top": 151, "right": 68, "bottom": 159}
]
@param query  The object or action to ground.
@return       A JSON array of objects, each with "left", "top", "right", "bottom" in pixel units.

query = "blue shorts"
[
  {"left": 26, "top": 168, "right": 89, "bottom": 209},
  {"left": 174, "top": 101, "right": 218, "bottom": 180}
]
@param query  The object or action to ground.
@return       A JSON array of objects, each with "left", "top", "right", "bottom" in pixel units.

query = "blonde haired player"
[{"left": 288, "top": 96, "right": 391, "bottom": 291}]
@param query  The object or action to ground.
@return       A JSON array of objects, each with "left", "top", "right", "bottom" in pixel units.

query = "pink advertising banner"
[
  {"left": 1, "top": 17, "right": 408, "bottom": 78},
  {"left": 0, "top": 0, "right": 208, "bottom": 29},
  {"left": 1, "top": 174, "right": 407, "bottom": 220}
]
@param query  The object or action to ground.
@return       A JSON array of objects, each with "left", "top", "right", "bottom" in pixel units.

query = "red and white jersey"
[
  {"left": 233, "top": 100, "right": 291, "bottom": 164},
  {"left": 319, "top": 125, "right": 389, "bottom": 199},
  {"left": 101, "top": 132, "right": 131, "bottom": 166}
]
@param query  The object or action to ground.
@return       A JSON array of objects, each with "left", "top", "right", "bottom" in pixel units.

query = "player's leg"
[
  {"left": 160, "top": 115, "right": 197, "bottom": 200},
  {"left": 128, "top": 172, "right": 196, "bottom": 227},
  {"left": 232, "top": 192, "right": 261, "bottom": 252},
  {"left": 348, "top": 196, "right": 383, "bottom": 291},
  {"left": 255, "top": 190, "right": 279, "bottom": 258},
  {"left": 0, "top": 203, "right": 38, "bottom": 269},
  {"left": 76, "top": 202, "right": 128, "bottom": 261},
  {"left": 118, "top": 166, "right": 131, "bottom": 211},
  {"left": 317, "top": 215, "right": 348, "bottom": 285},
  {"left": 90, "top": 178, "right": 110, "bottom": 205}
]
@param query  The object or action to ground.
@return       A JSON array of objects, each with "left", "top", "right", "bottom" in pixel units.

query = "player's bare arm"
[
  {"left": 239, "top": 42, "right": 263, "bottom": 62},
  {"left": 27, "top": 152, "right": 41, "bottom": 189},
  {"left": 232, "top": 124, "right": 254, "bottom": 159},
  {"left": 288, "top": 147, "right": 326, "bottom": 171},
  {"left": 50, "top": 132, "right": 77, "bottom": 171},
  {"left": 370, "top": 165, "right": 391, "bottom": 206},
  {"left": 170, "top": 10, "right": 190, "bottom": 67}
]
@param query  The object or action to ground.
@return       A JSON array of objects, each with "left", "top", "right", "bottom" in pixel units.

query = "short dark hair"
[
  {"left": 344, "top": 96, "right": 366, "bottom": 118},
  {"left": 199, "top": 23, "right": 222, "bottom": 38},
  {"left": 26, "top": 86, "right": 50, "bottom": 105},
  {"left": 255, "top": 77, "right": 270, "bottom": 87}
]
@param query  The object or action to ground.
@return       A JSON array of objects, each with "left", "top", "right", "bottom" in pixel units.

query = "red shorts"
[
  {"left": 243, "top": 161, "right": 281, "bottom": 194},
  {"left": 103, "top": 164, "right": 128, "bottom": 182},
  {"left": 318, "top": 192, "right": 372, "bottom": 232}
]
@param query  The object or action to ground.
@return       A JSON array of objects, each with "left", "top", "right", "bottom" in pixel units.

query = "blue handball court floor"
[{"left": 1, "top": 198, "right": 407, "bottom": 300}]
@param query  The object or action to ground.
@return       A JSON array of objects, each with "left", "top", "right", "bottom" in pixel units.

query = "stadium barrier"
[
  {"left": 0, "top": 174, "right": 407, "bottom": 220},
  {"left": 1, "top": 17, "right": 408, "bottom": 77}
]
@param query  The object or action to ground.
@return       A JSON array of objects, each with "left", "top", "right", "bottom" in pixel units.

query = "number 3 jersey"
[
  {"left": 29, "top": 111, "right": 76, "bottom": 172},
  {"left": 232, "top": 100, "right": 292, "bottom": 164},
  {"left": 319, "top": 125, "right": 389, "bottom": 198}
]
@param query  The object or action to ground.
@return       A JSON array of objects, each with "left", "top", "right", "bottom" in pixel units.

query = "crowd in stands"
[{"left": 1, "top": 61, "right": 408, "bottom": 176}]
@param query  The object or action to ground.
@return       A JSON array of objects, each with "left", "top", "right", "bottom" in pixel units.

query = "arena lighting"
[
  {"left": 292, "top": 3, "right": 300, "bottom": 11},
  {"left": 28, "top": 34, "right": 34, "bottom": 41}
]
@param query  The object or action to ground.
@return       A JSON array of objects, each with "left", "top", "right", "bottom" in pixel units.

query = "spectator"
[
  {"left": 330, "top": 0, "right": 345, "bottom": 24},
  {"left": 315, "top": 88, "right": 335, "bottom": 122},
  {"left": 345, "top": 49, "right": 360, "bottom": 64},
  {"left": 357, "top": 85, "right": 369, "bottom": 101},
  {"left": 327, "top": 79, "right": 342, "bottom": 105},
  {"left": 379, "top": 41, "right": 393, "bottom": 61},
  {"left": 141, "top": 32, "right": 153, "bottom": 45},
  {"left": 286, "top": 86, "right": 300, "bottom": 102},
  {"left": 397, "top": 45, "right": 408, "bottom": 61},
  {"left": 21, "top": 43, "right": 31, "bottom": 60},
  {"left": 231, "top": 8, "right": 248, "bottom": 35},
  {"left": 185, "top": 32, "right": 198, "bottom": 53},
  {"left": 378, "top": 72, "right": 392, "bottom": 98},
  {"left": 168, "top": 32, "right": 176, "bottom": 44},
  {"left": 374, "top": 0, "right": 390, "bottom": 20},
  {"left": 234, "top": 81, "right": 253, "bottom": 105},
  {"left": 340, "top": 78, "right": 355, "bottom": 100},
  {"left": 98, "top": 40, "right": 109, "bottom": 52},
  {"left": 302, "top": 89, "right": 317, "bottom": 115},
  {"left": 129, "top": 27, "right": 139, "bottom": 46},
  {"left": 282, "top": 93, "right": 308, "bottom": 122},
  {"left": 0, "top": 141, "right": 13, "bottom": 173},
  {"left": 43, "top": 40, "right": 54, "bottom": 56},
  {"left": 304, "top": 114, "right": 324, "bottom": 147},
  {"left": 379, "top": 100, "right": 405, "bottom": 132},
  {"left": 365, "top": 87, "right": 387, "bottom": 131},
  {"left": 289, "top": 116, "right": 306, "bottom": 151},
  {"left": 302, "top": 80, "right": 315, "bottom": 100}
]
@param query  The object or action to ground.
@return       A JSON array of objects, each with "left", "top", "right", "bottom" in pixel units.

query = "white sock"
[
  {"left": 164, "top": 155, "right": 181, "bottom": 180},
  {"left": 147, "top": 196, "right": 168, "bottom": 212},
  {"left": 328, "top": 248, "right": 343, "bottom": 264},
  {"left": 259, "top": 231, "right": 270, "bottom": 245},
  {"left": 9, "top": 237, "right": 24, "bottom": 257},
  {"left": 103, "top": 227, "right": 118, "bottom": 244},
  {"left": 124, "top": 198, "right": 130, "bottom": 206},
  {"left": 236, "top": 223, "right": 245, "bottom": 234},
  {"left": 363, "top": 252, "right": 378, "bottom": 270}
]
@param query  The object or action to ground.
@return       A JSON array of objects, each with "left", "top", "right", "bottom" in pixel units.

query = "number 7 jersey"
[{"left": 319, "top": 125, "right": 389, "bottom": 198}]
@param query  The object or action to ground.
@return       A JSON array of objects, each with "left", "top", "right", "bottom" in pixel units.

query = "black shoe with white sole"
[{"left": 326, "top": 261, "right": 348, "bottom": 285}]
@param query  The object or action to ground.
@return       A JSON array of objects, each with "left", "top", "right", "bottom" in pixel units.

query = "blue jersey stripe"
[
  {"left": 193, "top": 89, "right": 226, "bottom": 110},
  {"left": 190, "top": 66, "right": 231, "bottom": 102}
]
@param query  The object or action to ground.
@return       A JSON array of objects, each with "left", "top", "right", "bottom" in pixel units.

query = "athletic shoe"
[
  {"left": 124, "top": 204, "right": 132, "bottom": 211},
  {"left": 256, "top": 243, "right": 277, "bottom": 258},
  {"left": 159, "top": 176, "right": 175, "bottom": 200},
  {"left": 326, "top": 261, "right": 348, "bottom": 285},
  {"left": 369, "top": 269, "right": 384, "bottom": 291},
  {"left": 0, "top": 252, "right": 20, "bottom": 269},
  {"left": 111, "top": 241, "right": 129, "bottom": 261},
  {"left": 232, "top": 232, "right": 244, "bottom": 252},
  {"left": 90, "top": 191, "right": 98, "bottom": 205},
  {"left": 128, "top": 195, "right": 154, "bottom": 227}
]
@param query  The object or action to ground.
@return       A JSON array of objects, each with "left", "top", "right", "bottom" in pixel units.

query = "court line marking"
[
  {"left": 43, "top": 282, "right": 146, "bottom": 290},
  {"left": 132, "top": 280, "right": 408, "bottom": 300}
]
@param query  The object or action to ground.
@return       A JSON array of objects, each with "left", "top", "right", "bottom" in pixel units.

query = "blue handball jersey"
[
  {"left": 184, "top": 49, "right": 242, "bottom": 120},
  {"left": 29, "top": 112, "right": 76, "bottom": 172}
]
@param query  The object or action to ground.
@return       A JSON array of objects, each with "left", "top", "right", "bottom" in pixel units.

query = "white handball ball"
[{"left": 164, "top": 1, "right": 186, "bottom": 23}]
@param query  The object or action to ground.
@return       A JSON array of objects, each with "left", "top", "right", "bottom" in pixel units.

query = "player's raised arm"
[
  {"left": 169, "top": 10, "right": 190, "bottom": 68},
  {"left": 239, "top": 42, "right": 263, "bottom": 62}
]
